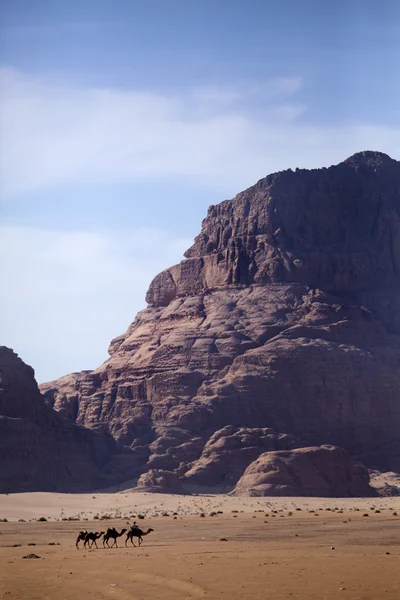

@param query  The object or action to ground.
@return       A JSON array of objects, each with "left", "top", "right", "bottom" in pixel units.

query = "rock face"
[
  {"left": 369, "top": 471, "right": 400, "bottom": 496},
  {"left": 0, "top": 347, "right": 137, "bottom": 492},
  {"left": 148, "top": 150, "right": 400, "bottom": 303},
  {"left": 136, "top": 469, "right": 185, "bottom": 494},
  {"left": 233, "top": 445, "right": 373, "bottom": 497},
  {"left": 183, "top": 425, "right": 307, "bottom": 491},
  {"left": 40, "top": 151, "right": 400, "bottom": 495}
]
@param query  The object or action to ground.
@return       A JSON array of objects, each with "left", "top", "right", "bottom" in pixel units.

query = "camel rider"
[{"left": 131, "top": 521, "right": 140, "bottom": 532}]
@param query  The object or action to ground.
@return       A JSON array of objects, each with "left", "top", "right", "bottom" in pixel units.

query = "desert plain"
[{"left": 1, "top": 492, "right": 400, "bottom": 600}]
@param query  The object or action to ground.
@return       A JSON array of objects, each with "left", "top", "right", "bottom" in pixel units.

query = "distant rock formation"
[
  {"left": 233, "top": 445, "right": 373, "bottom": 497},
  {"left": 136, "top": 469, "right": 185, "bottom": 494},
  {"left": 183, "top": 426, "right": 307, "bottom": 490},
  {"left": 369, "top": 471, "right": 400, "bottom": 496},
  {"left": 0, "top": 347, "right": 137, "bottom": 492},
  {"left": 35, "top": 151, "right": 400, "bottom": 496}
]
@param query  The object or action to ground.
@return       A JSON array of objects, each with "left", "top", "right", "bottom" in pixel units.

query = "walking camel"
[
  {"left": 75, "top": 531, "right": 88, "bottom": 549},
  {"left": 125, "top": 527, "right": 154, "bottom": 547},
  {"left": 103, "top": 528, "right": 127, "bottom": 548},
  {"left": 84, "top": 531, "right": 104, "bottom": 549}
]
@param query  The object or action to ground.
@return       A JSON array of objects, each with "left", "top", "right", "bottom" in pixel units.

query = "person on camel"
[{"left": 131, "top": 520, "right": 140, "bottom": 533}]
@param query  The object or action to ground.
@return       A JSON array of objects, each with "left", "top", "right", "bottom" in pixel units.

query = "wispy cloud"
[
  {"left": 0, "top": 225, "right": 191, "bottom": 382},
  {"left": 0, "top": 68, "right": 399, "bottom": 199},
  {"left": 191, "top": 76, "right": 303, "bottom": 107},
  {"left": 1, "top": 68, "right": 399, "bottom": 382}
]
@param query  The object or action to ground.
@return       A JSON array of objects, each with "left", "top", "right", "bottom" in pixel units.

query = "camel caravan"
[{"left": 76, "top": 523, "right": 154, "bottom": 549}]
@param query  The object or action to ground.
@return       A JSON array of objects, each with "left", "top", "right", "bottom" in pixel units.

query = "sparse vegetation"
[{"left": 38, "top": 517, "right": 48, "bottom": 522}]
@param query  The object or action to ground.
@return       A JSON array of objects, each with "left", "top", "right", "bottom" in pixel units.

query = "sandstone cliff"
[
  {"left": 0, "top": 347, "right": 138, "bottom": 492},
  {"left": 39, "top": 151, "right": 400, "bottom": 495}
]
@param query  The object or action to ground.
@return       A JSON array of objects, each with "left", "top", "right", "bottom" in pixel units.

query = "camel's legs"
[
  {"left": 131, "top": 537, "right": 136, "bottom": 547},
  {"left": 93, "top": 540, "right": 98, "bottom": 549}
]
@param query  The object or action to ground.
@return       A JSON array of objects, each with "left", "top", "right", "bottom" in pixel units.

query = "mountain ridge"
[{"left": 11, "top": 149, "right": 400, "bottom": 494}]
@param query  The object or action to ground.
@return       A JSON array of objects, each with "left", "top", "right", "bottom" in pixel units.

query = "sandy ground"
[{"left": 1, "top": 493, "right": 400, "bottom": 600}]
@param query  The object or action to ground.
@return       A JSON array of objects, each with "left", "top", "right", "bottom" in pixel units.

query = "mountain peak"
[{"left": 341, "top": 150, "right": 396, "bottom": 168}]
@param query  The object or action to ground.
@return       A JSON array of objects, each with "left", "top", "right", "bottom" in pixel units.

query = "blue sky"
[{"left": 1, "top": 0, "right": 399, "bottom": 382}]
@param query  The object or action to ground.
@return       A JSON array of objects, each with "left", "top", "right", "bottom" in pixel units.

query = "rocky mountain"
[
  {"left": 0, "top": 347, "right": 138, "bottom": 492},
  {"left": 36, "top": 150, "right": 400, "bottom": 495}
]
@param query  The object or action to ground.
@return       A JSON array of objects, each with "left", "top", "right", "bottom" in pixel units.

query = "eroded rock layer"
[
  {"left": 0, "top": 347, "right": 138, "bottom": 492},
  {"left": 40, "top": 151, "right": 400, "bottom": 495},
  {"left": 233, "top": 445, "right": 372, "bottom": 497}
]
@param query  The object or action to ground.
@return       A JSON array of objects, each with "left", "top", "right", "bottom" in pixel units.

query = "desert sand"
[{"left": 1, "top": 492, "right": 400, "bottom": 600}]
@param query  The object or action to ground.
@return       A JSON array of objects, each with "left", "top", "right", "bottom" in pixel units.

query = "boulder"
[
  {"left": 136, "top": 469, "right": 186, "bottom": 494},
  {"left": 233, "top": 445, "right": 374, "bottom": 497}
]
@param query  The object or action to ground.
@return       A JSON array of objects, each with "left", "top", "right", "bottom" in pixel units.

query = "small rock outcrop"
[
  {"left": 233, "top": 445, "right": 373, "bottom": 497},
  {"left": 136, "top": 469, "right": 186, "bottom": 494},
  {"left": 34, "top": 151, "right": 400, "bottom": 495},
  {"left": 183, "top": 426, "right": 306, "bottom": 491},
  {"left": 369, "top": 471, "right": 400, "bottom": 496}
]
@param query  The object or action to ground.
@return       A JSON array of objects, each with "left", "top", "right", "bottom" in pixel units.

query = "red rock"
[
  {"left": 136, "top": 469, "right": 186, "bottom": 494},
  {"left": 37, "top": 151, "right": 400, "bottom": 495},
  {"left": 233, "top": 446, "right": 373, "bottom": 497},
  {"left": 0, "top": 347, "right": 138, "bottom": 492},
  {"left": 183, "top": 426, "right": 306, "bottom": 490}
]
